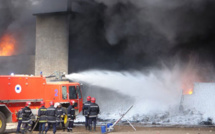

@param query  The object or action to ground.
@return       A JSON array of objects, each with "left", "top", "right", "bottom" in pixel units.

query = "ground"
[{"left": 4, "top": 123, "right": 215, "bottom": 134}]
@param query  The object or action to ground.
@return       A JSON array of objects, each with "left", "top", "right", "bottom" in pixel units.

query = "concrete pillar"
[{"left": 35, "top": 13, "right": 68, "bottom": 76}]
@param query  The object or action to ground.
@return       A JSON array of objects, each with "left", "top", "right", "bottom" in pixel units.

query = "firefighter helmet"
[
  {"left": 70, "top": 100, "right": 75, "bottom": 105},
  {"left": 40, "top": 101, "right": 45, "bottom": 106},
  {"left": 87, "top": 96, "right": 91, "bottom": 101},
  {"left": 49, "top": 101, "right": 54, "bottom": 106},
  {"left": 55, "top": 102, "right": 60, "bottom": 108},
  {"left": 25, "top": 101, "right": 31, "bottom": 106},
  {"left": 91, "top": 97, "right": 96, "bottom": 103}
]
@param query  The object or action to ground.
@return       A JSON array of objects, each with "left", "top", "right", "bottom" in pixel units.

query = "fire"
[
  {"left": 188, "top": 90, "right": 193, "bottom": 95},
  {"left": 0, "top": 34, "right": 15, "bottom": 56},
  {"left": 183, "top": 89, "right": 193, "bottom": 95}
]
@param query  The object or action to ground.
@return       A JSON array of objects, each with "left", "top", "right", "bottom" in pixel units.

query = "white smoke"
[{"left": 66, "top": 66, "right": 183, "bottom": 119}]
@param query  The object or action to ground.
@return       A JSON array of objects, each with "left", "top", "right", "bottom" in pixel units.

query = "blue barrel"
[
  {"left": 101, "top": 125, "right": 106, "bottom": 134},
  {"left": 107, "top": 123, "right": 113, "bottom": 128}
]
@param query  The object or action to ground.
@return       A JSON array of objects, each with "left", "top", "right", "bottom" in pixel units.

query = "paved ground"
[{"left": 4, "top": 123, "right": 215, "bottom": 134}]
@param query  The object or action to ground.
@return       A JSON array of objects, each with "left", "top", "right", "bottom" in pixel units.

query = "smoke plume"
[
  {"left": 0, "top": 0, "right": 66, "bottom": 74},
  {"left": 0, "top": 0, "right": 215, "bottom": 74},
  {"left": 67, "top": 0, "right": 215, "bottom": 77}
]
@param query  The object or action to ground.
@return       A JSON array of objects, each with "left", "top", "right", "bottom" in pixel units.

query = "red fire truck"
[{"left": 0, "top": 73, "right": 83, "bottom": 133}]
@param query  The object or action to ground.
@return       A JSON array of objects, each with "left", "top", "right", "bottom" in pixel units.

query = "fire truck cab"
[{"left": 0, "top": 74, "right": 83, "bottom": 133}]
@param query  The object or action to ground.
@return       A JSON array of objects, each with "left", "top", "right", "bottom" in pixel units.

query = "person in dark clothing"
[
  {"left": 67, "top": 100, "right": 76, "bottom": 132},
  {"left": 82, "top": 96, "right": 91, "bottom": 130},
  {"left": 21, "top": 101, "right": 33, "bottom": 134},
  {"left": 16, "top": 108, "right": 23, "bottom": 133},
  {"left": 38, "top": 101, "right": 47, "bottom": 134},
  {"left": 56, "top": 103, "right": 66, "bottom": 131},
  {"left": 87, "top": 97, "right": 100, "bottom": 131},
  {"left": 45, "top": 101, "right": 57, "bottom": 134}
]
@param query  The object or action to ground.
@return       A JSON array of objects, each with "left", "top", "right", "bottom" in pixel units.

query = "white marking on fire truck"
[{"left": 15, "top": 84, "right": 22, "bottom": 93}]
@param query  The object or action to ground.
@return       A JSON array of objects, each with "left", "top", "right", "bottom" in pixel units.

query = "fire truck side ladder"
[{"left": 0, "top": 99, "right": 43, "bottom": 103}]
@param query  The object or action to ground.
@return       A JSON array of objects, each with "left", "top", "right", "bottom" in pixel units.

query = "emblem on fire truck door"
[{"left": 15, "top": 84, "right": 22, "bottom": 93}]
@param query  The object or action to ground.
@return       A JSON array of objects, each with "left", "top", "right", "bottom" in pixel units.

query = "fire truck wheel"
[{"left": 0, "top": 111, "right": 6, "bottom": 133}]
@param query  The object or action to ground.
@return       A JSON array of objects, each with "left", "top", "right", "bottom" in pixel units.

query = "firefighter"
[
  {"left": 45, "top": 101, "right": 57, "bottom": 134},
  {"left": 38, "top": 101, "right": 47, "bottom": 134},
  {"left": 21, "top": 101, "right": 33, "bottom": 134},
  {"left": 82, "top": 96, "right": 91, "bottom": 130},
  {"left": 16, "top": 108, "right": 23, "bottom": 133},
  {"left": 67, "top": 100, "right": 75, "bottom": 132},
  {"left": 56, "top": 103, "right": 66, "bottom": 131},
  {"left": 87, "top": 97, "right": 100, "bottom": 131}
]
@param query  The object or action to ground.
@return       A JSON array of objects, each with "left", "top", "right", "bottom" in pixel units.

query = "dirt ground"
[{"left": 4, "top": 123, "right": 215, "bottom": 134}]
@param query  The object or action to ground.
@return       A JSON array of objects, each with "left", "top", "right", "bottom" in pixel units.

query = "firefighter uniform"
[
  {"left": 38, "top": 106, "right": 47, "bottom": 134},
  {"left": 16, "top": 108, "right": 23, "bottom": 133},
  {"left": 67, "top": 104, "right": 75, "bottom": 132},
  {"left": 21, "top": 106, "right": 33, "bottom": 133},
  {"left": 45, "top": 105, "right": 57, "bottom": 134},
  {"left": 56, "top": 107, "right": 66, "bottom": 131},
  {"left": 88, "top": 102, "right": 100, "bottom": 131},
  {"left": 82, "top": 100, "right": 91, "bottom": 130}
]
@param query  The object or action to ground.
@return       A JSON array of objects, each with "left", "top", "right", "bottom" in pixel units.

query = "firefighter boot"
[
  {"left": 89, "top": 126, "right": 92, "bottom": 132},
  {"left": 21, "top": 130, "right": 25, "bottom": 134},
  {"left": 26, "top": 130, "right": 31, "bottom": 134}
]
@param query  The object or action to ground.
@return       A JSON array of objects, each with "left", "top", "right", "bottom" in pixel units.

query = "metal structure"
[{"left": 107, "top": 105, "right": 136, "bottom": 132}]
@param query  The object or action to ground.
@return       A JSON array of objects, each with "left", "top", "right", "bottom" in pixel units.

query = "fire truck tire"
[{"left": 0, "top": 111, "right": 6, "bottom": 134}]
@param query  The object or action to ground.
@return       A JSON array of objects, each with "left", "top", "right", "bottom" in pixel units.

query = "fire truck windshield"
[{"left": 69, "top": 86, "right": 77, "bottom": 99}]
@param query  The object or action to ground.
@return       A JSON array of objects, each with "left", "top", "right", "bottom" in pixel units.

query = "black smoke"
[
  {"left": 0, "top": 0, "right": 215, "bottom": 77},
  {"left": 171, "top": 1, "right": 215, "bottom": 62},
  {"left": 0, "top": 0, "right": 67, "bottom": 55},
  {"left": 69, "top": 0, "right": 169, "bottom": 72},
  {"left": 69, "top": 0, "right": 215, "bottom": 76},
  {"left": 0, "top": 0, "right": 66, "bottom": 74}
]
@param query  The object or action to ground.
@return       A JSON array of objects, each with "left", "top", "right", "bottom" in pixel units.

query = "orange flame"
[
  {"left": 0, "top": 34, "right": 15, "bottom": 56},
  {"left": 183, "top": 88, "right": 193, "bottom": 95}
]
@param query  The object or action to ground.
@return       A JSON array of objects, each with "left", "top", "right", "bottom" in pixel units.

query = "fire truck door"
[
  {"left": 76, "top": 85, "right": 82, "bottom": 111},
  {"left": 68, "top": 86, "right": 78, "bottom": 107}
]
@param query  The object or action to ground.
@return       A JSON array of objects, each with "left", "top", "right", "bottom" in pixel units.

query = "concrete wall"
[
  {"left": 35, "top": 14, "right": 68, "bottom": 76},
  {"left": 0, "top": 55, "right": 35, "bottom": 75}
]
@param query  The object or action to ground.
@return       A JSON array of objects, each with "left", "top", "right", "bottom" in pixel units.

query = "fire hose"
[{"left": 32, "top": 119, "right": 39, "bottom": 132}]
